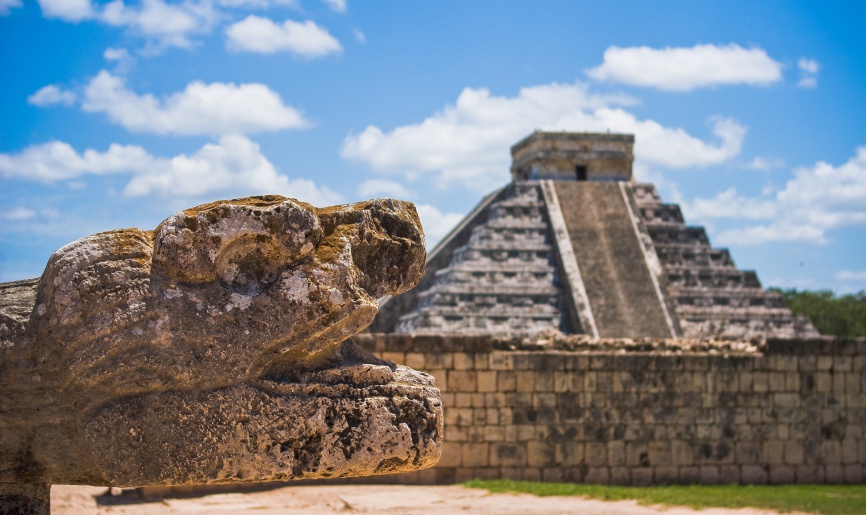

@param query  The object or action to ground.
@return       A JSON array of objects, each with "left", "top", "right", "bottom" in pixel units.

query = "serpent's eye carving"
[{"left": 152, "top": 197, "right": 322, "bottom": 294}]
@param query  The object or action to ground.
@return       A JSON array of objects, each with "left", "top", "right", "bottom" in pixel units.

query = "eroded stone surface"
[{"left": 0, "top": 196, "right": 440, "bottom": 509}]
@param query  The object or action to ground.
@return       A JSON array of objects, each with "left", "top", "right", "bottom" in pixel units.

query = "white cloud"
[
  {"left": 797, "top": 57, "right": 820, "bottom": 89},
  {"left": 37, "top": 0, "right": 92, "bottom": 21},
  {"left": 745, "top": 156, "right": 784, "bottom": 171},
  {"left": 799, "top": 57, "right": 819, "bottom": 74},
  {"left": 321, "top": 0, "right": 345, "bottom": 13},
  {"left": 0, "top": 207, "right": 36, "bottom": 221},
  {"left": 0, "top": 140, "right": 153, "bottom": 181},
  {"left": 82, "top": 70, "right": 308, "bottom": 135},
  {"left": 0, "top": 207, "right": 61, "bottom": 224},
  {"left": 353, "top": 28, "right": 365, "bottom": 43},
  {"left": 27, "top": 85, "right": 77, "bottom": 107},
  {"left": 226, "top": 16, "right": 342, "bottom": 56},
  {"left": 357, "top": 179, "right": 413, "bottom": 199},
  {"left": 685, "top": 187, "right": 777, "bottom": 220},
  {"left": 103, "top": 47, "right": 134, "bottom": 73},
  {"left": 102, "top": 0, "right": 218, "bottom": 50},
  {"left": 415, "top": 204, "right": 465, "bottom": 249},
  {"left": 123, "top": 135, "right": 342, "bottom": 203},
  {"left": 34, "top": 0, "right": 320, "bottom": 51},
  {"left": 797, "top": 76, "right": 817, "bottom": 89},
  {"left": 0, "top": 136, "right": 343, "bottom": 205},
  {"left": 717, "top": 223, "right": 828, "bottom": 245},
  {"left": 586, "top": 44, "right": 783, "bottom": 91},
  {"left": 0, "top": 0, "right": 22, "bottom": 16},
  {"left": 104, "top": 47, "right": 131, "bottom": 62},
  {"left": 217, "top": 0, "right": 298, "bottom": 7},
  {"left": 37, "top": 0, "right": 217, "bottom": 50},
  {"left": 835, "top": 270, "right": 866, "bottom": 281},
  {"left": 341, "top": 82, "right": 744, "bottom": 190},
  {"left": 686, "top": 146, "right": 866, "bottom": 245}
]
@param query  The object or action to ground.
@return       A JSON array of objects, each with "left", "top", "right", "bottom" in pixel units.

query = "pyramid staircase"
[{"left": 372, "top": 132, "right": 817, "bottom": 340}]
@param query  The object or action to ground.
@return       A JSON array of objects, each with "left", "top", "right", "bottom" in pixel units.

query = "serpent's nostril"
[{"left": 215, "top": 235, "right": 287, "bottom": 294}]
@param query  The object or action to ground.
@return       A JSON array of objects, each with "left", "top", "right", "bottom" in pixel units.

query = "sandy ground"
[{"left": 51, "top": 484, "right": 809, "bottom": 515}]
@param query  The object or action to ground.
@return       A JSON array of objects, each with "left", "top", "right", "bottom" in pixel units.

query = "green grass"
[{"left": 464, "top": 480, "right": 866, "bottom": 515}]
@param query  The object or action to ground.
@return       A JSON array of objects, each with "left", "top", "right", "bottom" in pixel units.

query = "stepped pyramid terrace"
[{"left": 373, "top": 131, "right": 818, "bottom": 340}]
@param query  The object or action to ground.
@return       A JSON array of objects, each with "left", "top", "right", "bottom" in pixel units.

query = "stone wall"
[{"left": 355, "top": 334, "right": 866, "bottom": 485}]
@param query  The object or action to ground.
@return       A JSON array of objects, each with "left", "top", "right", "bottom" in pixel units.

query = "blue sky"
[{"left": 1, "top": 0, "right": 865, "bottom": 293}]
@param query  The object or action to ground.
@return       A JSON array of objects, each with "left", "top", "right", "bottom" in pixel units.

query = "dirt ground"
[{"left": 51, "top": 484, "right": 809, "bottom": 515}]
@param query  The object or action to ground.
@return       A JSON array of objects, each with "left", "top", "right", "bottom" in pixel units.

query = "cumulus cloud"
[
  {"left": 798, "top": 57, "right": 819, "bottom": 74},
  {"left": 0, "top": 136, "right": 342, "bottom": 205},
  {"left": 104, "top": 47, "right": 132, "bottom": 62},
  {"left": 36, "top": 0, "right": 218, "bottom": 50},
  {"left": 341, "top": 82, "right": 744, "bottom": 190},
  {"left": 745, "top": 156, "right": 784, "bottom": 171},
  {"left": 321, "top": 0, "right": 345, "bottom": 13},
  {"left": 686, "top": 188, "right": 777, "bottom": 220},
  {"left": 103, "top": 47, "right": 135, "bottom": 73},
  {"left": 35, "top": 0, "right": 329, "bottom": 50},
  {"left": 0, "top": 140, "right": 153, "bottom": 181},
  {"left": 357, "top": 179, "right": 413, "bottom": 199},
  {"left": 835, "top": 270, "right": 866, "bottom": 282},
  {"left": 217, "top": 0, "right": 298, "bottom": 7},
  {"left": 37, "top": 0, "right": 92, "bottom": 21},
  {"left": 415, "top": 204, "right": 465, "bottom": 249},
  {"left": 104, "top": 0, "right": 219, "bottom": 50},
  {"left": 226, "top": 16, "right": 342, "bottom": 56},
  {"left": 797, "top": 57, "right": 820, "bottom": 88},
  {"left": 0, "top": 207, "right": 36, "bottom": 221},
  {"left": 684, "top": 146, "right": 866, "bottom": 245},
  {"left": 27, "top": 85, "right": 77, "bottom": 107},
  {"left": 586, "top": 44, "right": 783, "bottom": 91},
  {"left": 0, "top": 0, "right": 22, "bottom": 16},
  {"left": 82, "top": 70, "right": 308, "bottom": 135},
  {"left": 797, "top": 77, "right": 817, "bottom": 89},
  {"left": 123, "top": 135, "right": 342, "bottom": 203}
]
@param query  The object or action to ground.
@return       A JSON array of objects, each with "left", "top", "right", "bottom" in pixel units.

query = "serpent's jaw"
[{"left": 82, "top": 339, "right": 442, "bottom": 486}]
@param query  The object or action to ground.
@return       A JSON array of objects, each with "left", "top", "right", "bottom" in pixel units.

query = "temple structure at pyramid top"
[
  {"left": 510, "top": 131, "right": 634, "bottom": 182},
  {"left": 372, "top": 131, "right": 818, "bottom": 340}
]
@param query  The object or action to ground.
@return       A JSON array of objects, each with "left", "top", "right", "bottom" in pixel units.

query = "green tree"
[{"left": 772, "top": 289, "right": 866, "bottom": 337}]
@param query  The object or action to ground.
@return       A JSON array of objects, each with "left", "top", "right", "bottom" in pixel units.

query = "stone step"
[
  {"left": 390, "top": 182, "right": 568, "bottom": 335},
  {"left": 666, "top": 269, "right": 762, "bottom": 289},
  {"left": 554, "top": 181, "right": 672, "bottom": 338},
  {"left": 416, "top": 285, "right": 560, "bottom": 297},
  {"left": 637, "top": 203, "right": 685, "bottom": 225},
  {"left": 648, "top": 225, "right": 710, "bottom": 245},
  {"left": 654, "top": 246, "right": 737, "bottom": 269}
]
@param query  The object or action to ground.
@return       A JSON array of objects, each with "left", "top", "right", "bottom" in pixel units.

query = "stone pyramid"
[{"left": 373, "top": 131, "right": 818, "bottom": 340}]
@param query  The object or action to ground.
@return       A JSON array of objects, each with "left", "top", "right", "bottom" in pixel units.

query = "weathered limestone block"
[{"left": 0, "top": 195, "right": 441, "bottom": 513}]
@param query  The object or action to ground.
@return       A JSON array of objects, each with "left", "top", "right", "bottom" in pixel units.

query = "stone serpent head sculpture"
[{"left": 0, "top": 196, "right": 441, "bottom": 512}]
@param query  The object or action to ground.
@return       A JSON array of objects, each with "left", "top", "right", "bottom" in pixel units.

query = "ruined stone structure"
[
  {"left": 375, "top": 131, "right": 817, "bottom": 340},
  {"left": 0, "top": 196, "right": 442, "bottom": 513},
  {"left": 356, "top": 334, "right": 866, "bottom": 486},
  {"left": 349, "top": 133, "right": 857, "bottom": 488}
]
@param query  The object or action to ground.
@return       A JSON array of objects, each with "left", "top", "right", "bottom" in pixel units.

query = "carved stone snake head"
[
  {"left": 32, "top": 195, "right": 426, "bottom": 404},
  {"left": 3, "top": 196, "right": 441, "bottom": 488}
]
